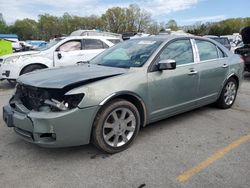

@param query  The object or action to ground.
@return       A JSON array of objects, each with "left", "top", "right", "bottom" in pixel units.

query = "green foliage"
[
  {"left": 166, "top": 19, "right": 178, "bottom": 31},
  {"left": 102, "top": 4, "right": 151, "bottom": 33},
  {"left": 1, "top": 8, "right": 250, "bottom": 40},
  {"left": 187, "top": 18, "right": 250, "bottom": 36}
]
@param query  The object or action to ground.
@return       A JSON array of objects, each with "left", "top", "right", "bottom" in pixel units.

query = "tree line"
[{"left": 0, "top": 4, "right": 250, "bottom": 41}]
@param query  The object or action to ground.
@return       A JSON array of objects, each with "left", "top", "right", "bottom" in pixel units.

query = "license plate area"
[{"left": 3, "top": 105, "right": 14, "bottom": 127}]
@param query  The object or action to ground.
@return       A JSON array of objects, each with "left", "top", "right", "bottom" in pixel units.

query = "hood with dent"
[
  {"left": 17, "top": 64, "right": 128, "bottom": 89},
  {"left": 1, "top": 51, "right": 40, "bottom": 59}
]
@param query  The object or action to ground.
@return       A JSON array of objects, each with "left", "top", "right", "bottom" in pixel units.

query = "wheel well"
[
  {"left": 101, "top": 94, "right": 147, "bottom": 128},
  {"left": 229, "top": 75, "right": 239, "bottom": 86},
  {"left": 20, "top": 63, "right": 48, "bottom": 75}
]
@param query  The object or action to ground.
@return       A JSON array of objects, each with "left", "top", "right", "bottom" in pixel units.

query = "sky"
[{"left": 0, "top": 0, "right": 250, "bottom": 25}]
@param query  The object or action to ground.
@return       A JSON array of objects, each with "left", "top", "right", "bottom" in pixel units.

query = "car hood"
[
  {"left": 18, "top": 64, "right": 128, "bottom": 89},
  {"left": 1, "top": 51, "right": 40, "bottom": 59}
]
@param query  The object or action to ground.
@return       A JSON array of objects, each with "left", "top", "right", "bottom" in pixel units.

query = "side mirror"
[
  {"left": 57, "top": 52, "right": 62, "bottom": 59},
  {"left": 157, "top": 59, "right": 176, "bottom": 71}
]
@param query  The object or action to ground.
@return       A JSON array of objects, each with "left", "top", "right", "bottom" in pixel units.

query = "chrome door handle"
[
  {"left": 188, "top": 70, "right": 198, "bottom": 75},
  {"left": 222, "top": 64, "right": 229, "bottom": 68}
]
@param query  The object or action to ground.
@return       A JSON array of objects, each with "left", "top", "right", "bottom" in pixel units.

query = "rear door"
[
  {"left": 194, "top": 39, "right": 229, "bottom": 103},
  {"left": 82, "top": 39, "right": 110, "bottom": 61},
  {"left": 148, "top": 39, "right": 199, "bottom": 121}
]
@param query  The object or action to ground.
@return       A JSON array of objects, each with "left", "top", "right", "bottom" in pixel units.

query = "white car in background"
[{"left": 0, "top": 36, "right": 116, "bottom": 82}]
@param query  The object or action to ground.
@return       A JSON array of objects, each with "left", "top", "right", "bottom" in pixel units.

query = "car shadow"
[
  {"left": 244, "top": 72, "right": 250, "bottom": 80},
  {"left": 0, "top": 80, "right": 16, "bottom": 90}
]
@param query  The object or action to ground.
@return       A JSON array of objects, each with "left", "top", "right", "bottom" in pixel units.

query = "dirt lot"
[{"left": 0, "top": 74, "right": 250, "bottom": 188}]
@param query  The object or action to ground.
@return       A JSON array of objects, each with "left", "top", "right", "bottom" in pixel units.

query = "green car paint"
[
  {"left": 0, "top": 39, "right": 12, "bottom": 57},
  {"left": 3, "top": 36, "right": 244, "bottom": 148}
]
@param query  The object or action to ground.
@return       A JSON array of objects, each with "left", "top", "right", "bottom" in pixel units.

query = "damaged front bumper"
[{"left": 3, "top": 102, "right": 99, "bottom": 148}]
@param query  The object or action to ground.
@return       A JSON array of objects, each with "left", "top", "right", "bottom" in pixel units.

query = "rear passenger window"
[
  {"left": 196, "top": 40, "right": 218, "bottom": 61},
  {"left": 84, "top": 39, "right": 108, "bottom": 49},
  {"left": 158, "top": 39, "right": 194, "bottom": 66}
]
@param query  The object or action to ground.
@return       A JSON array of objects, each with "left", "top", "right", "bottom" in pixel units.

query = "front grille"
[{"left": 15, "top": 84, "right": 63, "bottom": 111}]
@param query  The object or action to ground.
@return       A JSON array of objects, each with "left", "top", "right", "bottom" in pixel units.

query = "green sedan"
[{"left": 3, "top": 35, "right": 244, "bottom": 153}]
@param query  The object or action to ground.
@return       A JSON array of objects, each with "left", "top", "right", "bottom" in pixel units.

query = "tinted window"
[
  {"left": 59, "top": 40, "right": 81, "bottom": 52},
  {"left": 84, "top": 39, "right": 107, "bottom": 49},
  {"left": 196, "top": 40, "right": 218, "bottom": 61},
  {"left": 107, "top": 39, "right": 121, "bottom": 44},
  {"left": 158, "top": 39, "right": 194, "bottom": 65}
]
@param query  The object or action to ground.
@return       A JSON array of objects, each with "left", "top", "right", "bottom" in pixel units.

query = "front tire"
[
  {"left": 216, "top": 78, "right": 238, "bottom": 109},
  {"left": 92, "top": 99, "right": 140, "bottom": 153}
]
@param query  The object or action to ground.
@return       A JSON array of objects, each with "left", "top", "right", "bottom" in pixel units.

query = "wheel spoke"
[
  {"left": 104, "top": 130, "right": 115, "bottom": 141},
  {"left": 120, "top": 109, "right": 127, "bottom": 120},
  {"left": 125, "top": 126, "right": 135, "bottom": 132},
  {"left": 122, "top": 133, "right": 128, "bottom": 143},
  {"left": 113, "top": 135, "right": 119, "bottom": 147},
  {"left": 104, "top": 122, "right": 113, "bottom": 129},
  {"left": 111, "top": 111, "right": 119, "bottom": 121},
  {"left": 125, "top": 115, "right": 135, "bottom": 124}
]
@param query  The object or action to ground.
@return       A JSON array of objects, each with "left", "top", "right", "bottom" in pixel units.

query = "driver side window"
[
  {"left": 58, "top": 40, "right": 81, "bottom": 52},
  {"left": 158, "top": 39, "right": 194, "bottom": 66}
]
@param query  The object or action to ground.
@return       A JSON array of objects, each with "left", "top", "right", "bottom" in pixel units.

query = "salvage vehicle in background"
[
  {"left": 3, "top": 36, "right": 243, "bottom": 153},
  {"left": 235, "top": 26, "right": 250, "bottom": 72},
  {"left": 204, "top": 35, "right": 231, "bottom": 50},
  {"left": 0, "top": 36, "right": 116, "bottom": 82}
]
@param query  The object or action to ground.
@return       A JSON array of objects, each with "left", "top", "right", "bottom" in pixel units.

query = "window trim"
[
  {"left": 56, "top": 39, "right": 82, "bottom": 52},
  {"left": 148, "top": 38, "right": 195, "bottom": 72},
  {"left": 194, "top": 39, "right": 228, "bottom": 63}
]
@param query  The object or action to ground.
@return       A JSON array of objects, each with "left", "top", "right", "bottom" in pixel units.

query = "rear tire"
[
  {"left": 92, "top": 99, "right": 140, "bottom": 153},
  {"left": 216, "top": 78, "right": 238, "bottom": 109},
  {"left": 20, "top": 64, "right": 45, "bottom": 75}
]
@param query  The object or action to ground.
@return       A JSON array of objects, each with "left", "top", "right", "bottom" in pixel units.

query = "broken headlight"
[{"left": 40, "top": 93, "right": 84, "bottom": 112}]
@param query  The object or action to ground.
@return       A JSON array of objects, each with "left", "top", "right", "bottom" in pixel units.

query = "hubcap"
[
  {"left": 224, "top": 81, "right": 237, "bottom": 106},
  {"left": 103, "top": 107, "right": 136, "bottom": 147}
]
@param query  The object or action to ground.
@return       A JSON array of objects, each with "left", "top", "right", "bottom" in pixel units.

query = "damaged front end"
[
  {"left": 12, "top": 84, "right": 84, "bottom": 112},
  {"left": 3, "top": 83, "right": 98, "bottom": 147}
]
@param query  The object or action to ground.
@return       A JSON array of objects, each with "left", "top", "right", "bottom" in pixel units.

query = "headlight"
[
  {"left": 43, "top": 93, "right": 85, "bottom": 111},
  {"left": 4, "top": 56, "right": 20, "bottom": 64}
]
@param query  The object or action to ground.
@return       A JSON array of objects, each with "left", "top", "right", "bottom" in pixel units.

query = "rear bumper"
[{"left": 3, "top": 104, "right": 99, "bottom": 148}]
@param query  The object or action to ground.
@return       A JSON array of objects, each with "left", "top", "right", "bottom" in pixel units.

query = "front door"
[
  {"left": 148, "top": 39, "right": 199, "bottom": 122},
  {"left": 54, "top": 40, "right": 83, "bottom": 67}
]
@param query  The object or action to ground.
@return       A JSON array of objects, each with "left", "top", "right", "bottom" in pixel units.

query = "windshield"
[
  {"left": 90, "top": 39, "right": 162, "bottom": 68},
  {"left": 37, "top": 38, "right": 62, "bottom": 51}
]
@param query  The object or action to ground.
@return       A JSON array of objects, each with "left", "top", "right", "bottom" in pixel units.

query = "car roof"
[
  {"left": 64, "top": 36, "right": 120, "bottom": 40},
  {"left": 129, "top": 35, "right": 210, "bottom": 42}
]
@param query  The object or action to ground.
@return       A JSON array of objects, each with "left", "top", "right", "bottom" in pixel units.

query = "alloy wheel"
[
  {"left": 103, "top": 107, "right": 136, "bottom": 147},
  {"left": 224, "top": 81, "right": 237, "bottom": 106}
]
